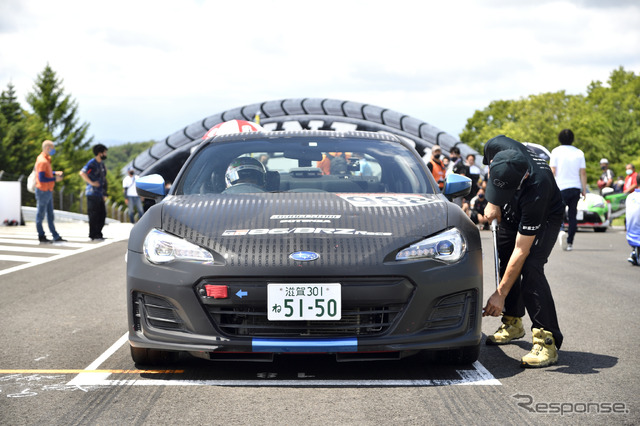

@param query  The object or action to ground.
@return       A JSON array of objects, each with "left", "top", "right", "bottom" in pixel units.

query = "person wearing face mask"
[
  {"left": 623, "top": 164, "right": 638, "bottom": 195},
  {"left": 122, "top": 168, "right": 144, "bottom": 223},
  {"left": 426, "top": 145, "right": 446, "bottom": 191},
  {"left": 34, "top": 140, "right": 66, "bottom": 243},
  {"left": 467, "top": 186, "right": 489, "bottom": 229},
  {"left": 79, "top": 144, "right": 109, "bottom": 241},
  {"left": 597, "top": 158, "right": 615, "bottom": 194}
]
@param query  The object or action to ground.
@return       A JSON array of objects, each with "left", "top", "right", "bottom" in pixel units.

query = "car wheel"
[
  {"left": 437, "top": 345, "right": 480, "bottom": 365},
  {"left": 130, "top": 345, "right": 179, "bottom": 366},
  {"left": 594, "top": 227, "right": 607, "bottom": 232},
  {"left": 422, "top": 344, "right": 480, "bottom": 365}
]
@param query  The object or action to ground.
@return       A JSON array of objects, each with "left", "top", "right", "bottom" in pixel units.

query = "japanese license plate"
[
  {"left": 267, "top": 283, "right": 341, "bottom": 321},
  {"left": 576, "top": 210, "right": 584, "bottom": 220}
]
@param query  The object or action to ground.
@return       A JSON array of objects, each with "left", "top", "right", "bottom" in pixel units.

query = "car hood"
[{"left": 160, "top": 193, "right": 449, "bottom": 267}]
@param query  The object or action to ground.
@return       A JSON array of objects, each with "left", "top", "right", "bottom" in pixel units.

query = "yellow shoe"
[
  {"left": 486, "top": 315, "right": 525, "bottom": 345},
  {"left": 521, "top": 328, "right": 558, "bottom": 368}
]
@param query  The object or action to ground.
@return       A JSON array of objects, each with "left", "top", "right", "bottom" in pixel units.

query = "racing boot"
[
  {"left": 486, "top": 315, "right": 525, "bottom": 345},
  {"left": 521, "top": 328, "right": 558, "bottom": 368}
]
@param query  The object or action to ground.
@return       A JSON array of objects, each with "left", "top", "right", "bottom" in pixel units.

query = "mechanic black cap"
[{"left": 485, "top": 150, "right": 530, "bottom": 206}]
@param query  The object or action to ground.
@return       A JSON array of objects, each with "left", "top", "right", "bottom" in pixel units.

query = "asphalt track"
[{"left": 0, "top": 221, "right": 638, "bottom": 425}]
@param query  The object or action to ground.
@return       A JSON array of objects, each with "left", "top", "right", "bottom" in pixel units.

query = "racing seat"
[{"left": 265, "top": 171, "right": 280, "bottom": 191}]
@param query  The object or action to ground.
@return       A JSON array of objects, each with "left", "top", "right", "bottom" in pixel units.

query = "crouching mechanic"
[{"left": 481, "top": 135, "right": 565, "bottom": 368}]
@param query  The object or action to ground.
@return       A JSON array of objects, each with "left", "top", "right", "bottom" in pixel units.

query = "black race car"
[{"left": 127, "top": 129, "right": 482, "bottom": 365}]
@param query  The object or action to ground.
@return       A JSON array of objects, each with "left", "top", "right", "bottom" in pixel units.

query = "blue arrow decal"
[{"left": 236, "top": 290, "right": 248, "bottom": 298}]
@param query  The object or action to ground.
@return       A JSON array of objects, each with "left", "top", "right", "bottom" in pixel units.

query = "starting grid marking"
[
  {"left": 1, "top": 335, "right": 500, "bottom": 397},
  {"left": 63, "top": 334, "right": 501, "bottom": 388},
  {"left": 0, "top": 224, "right": 132, "bottom": 277}
]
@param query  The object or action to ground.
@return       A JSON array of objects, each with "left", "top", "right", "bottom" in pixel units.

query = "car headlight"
[
  {"left": 143, "top": 229, "right": 213, "bottom": 264},
  {"left": 396, "top": 228, "right": 466, "bottom": 264}
]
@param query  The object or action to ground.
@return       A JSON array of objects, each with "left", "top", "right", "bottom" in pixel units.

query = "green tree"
[
  {"left": 0, "top": 82, "right": 48, "bottom": 186},
  {"left": 25, "top": 64, "right": 94, "bottom": 199},
  {"left": 582, "top": 67, "right": 640, "bottom": 177},
  {"left": 103, "top": 140, "right": 156, "bottom": 206},
  {"left": 460, "top": 67, "right": 640, "bottom": 185}
]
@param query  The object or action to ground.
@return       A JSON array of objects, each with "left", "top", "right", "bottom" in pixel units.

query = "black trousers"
[
  {"left": 561, "top": 188, "right": 581, "bottom": 245},
  {"left": 498, "top": 217, "right": 564, "bottom": 349},
  {"left": 87, "top": 195, "right": 106, "bottom": 239}
]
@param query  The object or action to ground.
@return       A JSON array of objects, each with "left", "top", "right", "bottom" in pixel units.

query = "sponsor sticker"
[
  {"left": 336, "top": 194, "right": 435, "bottom": 208},
  {"left": 271, "top": 214, "right": 340, "bottom": 224}
]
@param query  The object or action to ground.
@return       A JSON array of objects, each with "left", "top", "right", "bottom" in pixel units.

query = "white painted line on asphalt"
[
  {"left": 0, "top": 245, "right": 72, "bottom": 254},
  {"left": 67, "top": 335, "right": 501, "bottom": 387},
  {"left": 68, "top": 333, "right": 130, "bottom": 386},
  {"left": 0, "top": 255, "right": 48, "bottom": 263},
  {"left": 0, "top": 237, "right": 127, "bottom": 277}
]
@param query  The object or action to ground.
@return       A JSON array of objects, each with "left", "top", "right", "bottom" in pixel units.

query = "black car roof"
[{"left": 205, "top": 130, "right": 412, "bottom": 148}]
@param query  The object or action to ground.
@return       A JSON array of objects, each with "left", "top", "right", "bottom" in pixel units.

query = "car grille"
[
  {"left": 423, "top": 290, "right": 478, "bottom": 331},
  {"left": 198, "top": 277, "right": 412, "bottom": 337},
  {"left": 133, "top": 292, "right": 186, "bottom": 332},
  {"left": 207, "top": 305, "right": 404, "bottom": 337}
]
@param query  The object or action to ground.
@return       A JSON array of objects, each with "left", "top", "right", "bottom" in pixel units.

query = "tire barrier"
[{"left": 126, "top": 98, "right": 479, "bottom": 182}]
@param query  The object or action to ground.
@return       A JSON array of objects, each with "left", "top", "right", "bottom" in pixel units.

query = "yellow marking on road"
[{"left": 0, "top": 369, "right": 184, "bottom": 374}]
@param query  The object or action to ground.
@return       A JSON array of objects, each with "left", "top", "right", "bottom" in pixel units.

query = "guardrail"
[{"left": 2, "top": 172, "right": 137, "bottom": 224}]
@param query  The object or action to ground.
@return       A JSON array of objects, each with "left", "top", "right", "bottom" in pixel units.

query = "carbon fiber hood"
[{"left": 161, "top": 193, "right": 448, "bottom": 268}]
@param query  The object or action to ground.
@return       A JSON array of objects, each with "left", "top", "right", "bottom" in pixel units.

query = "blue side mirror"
[
  {"left": 443, "top": 174, "right": 472, "bottom": 200},
  {"left": 136, "top": 174, "right": 166, "bottom": 200}
]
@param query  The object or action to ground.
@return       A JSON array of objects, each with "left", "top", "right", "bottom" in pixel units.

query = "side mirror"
[
  {"left": 443, "top": 174, "right": 471, "bottom": 200},
  {"left": 601, "top": 187, "right": 614, "bottom": 196},
  {"left": 136, "top": 174, "right": 166, "bottom": 200}
]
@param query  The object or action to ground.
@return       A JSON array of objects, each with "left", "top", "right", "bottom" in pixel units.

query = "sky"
[{"left": 1, "top": 0, "right": 639, "bottom": 146}]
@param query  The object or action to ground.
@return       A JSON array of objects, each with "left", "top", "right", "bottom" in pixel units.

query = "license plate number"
[{"left": 267, "top": 283, "right": 341, "bottom": 321}]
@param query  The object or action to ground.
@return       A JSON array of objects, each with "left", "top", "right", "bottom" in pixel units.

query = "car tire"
[
  {"left": 130, "top": 345, "right": 179, "bottom": 366},
  {"left": 435, "top": 345, "right": 480, "bottom": 365},
  {"left": 421, "top": 344, "right": 480, "bottom": 365},
  {"left": 594, "top": 227, "right": 607, "bottom": 232}
]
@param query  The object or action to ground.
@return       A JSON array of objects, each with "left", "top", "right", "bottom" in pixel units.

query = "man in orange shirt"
[
  {"left": 35, "top": 140, "right": 66, "bottom": 243},
  {"left": 426, "top": 145, "right": 446, "bottom": 191}
]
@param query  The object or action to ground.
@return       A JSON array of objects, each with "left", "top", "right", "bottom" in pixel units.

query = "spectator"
[
  {"left": 122, "top": 168, "right": 144, "bottom": 223},
  {"left": 550, "top": 129, "right": 587, "bottom": 251},
  {"left": 466, "top": 153, "right": 482, "bottom": 199},
  {"left": 613, "top": 176, "right": 625, "bottom": 193},
  {"left": 623, "top": 164, "right": 638, "bottom": 195},
  {"left": 34, "top": 140, "right": 66, "bottom": 243},
  {"left": 426, "top": 145, "right": 446, "bottom": 191},
  {"left": 445, "top": 146, "right": 470, "bottom": 208},
  {"left": 79, "top": 144, "right": 108, "bottom": 241},
  {"left": 597, "top": 158, "right": 615, "bottom": 193},
  {"left": 351, "top": 153, "right": 373, "bottom": 176},
  {"left": 467, "top": 186, "right": 489, "bottom": 229},
  {"left": 447, "top": 147, "right": 467, "bottom": 176}
]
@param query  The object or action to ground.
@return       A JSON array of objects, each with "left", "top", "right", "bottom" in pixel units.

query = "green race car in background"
[
  {"left": 570, "top": 189, "right": 611, "bottom": 232},
  {"left": 566, "top": 188, "right": 627, "bottom": 232}
]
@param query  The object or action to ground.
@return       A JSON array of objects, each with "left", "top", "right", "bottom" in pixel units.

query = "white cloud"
[{"left": 0, "top": 0, "right": 638, "bottom": 143}]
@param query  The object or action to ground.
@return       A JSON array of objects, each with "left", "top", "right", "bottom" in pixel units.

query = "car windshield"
[{"left": 175, "top": 135, "right": 435, "bottom": 195}]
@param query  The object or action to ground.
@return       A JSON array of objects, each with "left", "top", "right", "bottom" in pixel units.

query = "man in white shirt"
[
  {"left": 122, "top": 169, "right": 145, "bottom": 223},
  {"left": 550, "top": 129, "right": 587, "bottom": 251}
]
